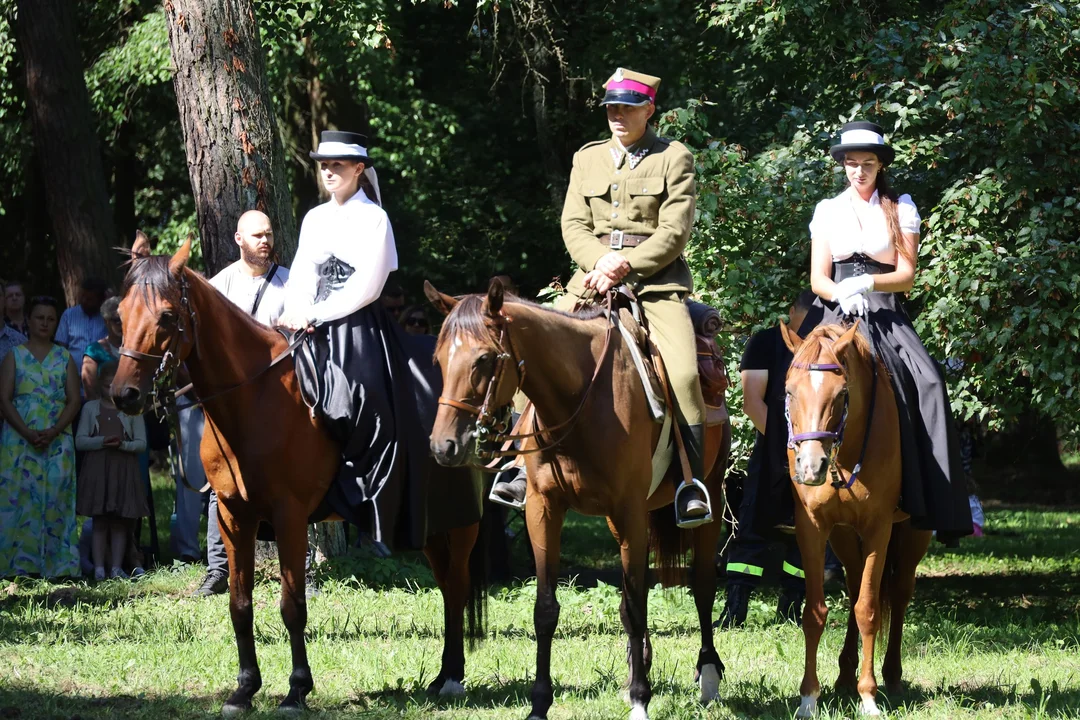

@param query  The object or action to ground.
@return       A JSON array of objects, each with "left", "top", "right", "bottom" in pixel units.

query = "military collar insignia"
[{"left": 610, "top": 143, "right": 651, "bottom": 170}]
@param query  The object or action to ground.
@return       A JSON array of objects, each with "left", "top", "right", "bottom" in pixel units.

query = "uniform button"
[
  {"left": 612, "top": 213, "right": 618, "bottom": 218},
  {"left": 612, "top": 184, "right": 619, "bottom": 190},
  {"left": 613, "top": 201, "right": 620, "bottom": 207}
]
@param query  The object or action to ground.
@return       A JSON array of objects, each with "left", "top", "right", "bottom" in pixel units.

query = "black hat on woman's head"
[
  {"left": 309, "top": 130, "right": 372, "bottom": 165},
  {"left": 829, "top": 121, "right": 895, "bottom": 166}
]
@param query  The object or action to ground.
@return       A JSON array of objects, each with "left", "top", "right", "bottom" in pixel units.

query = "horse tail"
[
  {"left": 648, "top": 505, "right": 691, "bottom": 588},
  {"left": 465, "top": 511, "right": 492, "bottom": 649},
  {"left": 877, "top": 526, "right": 900, "bottom": 646}
]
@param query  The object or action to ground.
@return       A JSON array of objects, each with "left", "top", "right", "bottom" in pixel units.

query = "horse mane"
[
  {"left": 121, "top": 255, "right": 183, "bottom": 307},
  {"left": 435, "top": 293, "right": 606, "bottom": 356},
  {"left": 790, "top": 324, "right": 872, "bottom": 375}
]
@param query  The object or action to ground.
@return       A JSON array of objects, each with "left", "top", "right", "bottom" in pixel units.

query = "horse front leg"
[
  {"left": 794, "top": 506, "right": 829, "bottom": 719},
  {"left": 217, "top": 501, "right": 262, "bottom": 715},
  {"left": 610, "top": 502, "right": 651, "bottom": 720},
  {"left": 881, "top": 523, "right": 931, "bottom": 696},
  {"left": 275, "top": 513, "right": 315, "bottom": 711},
  {"left": 422, "top": 523, "right": 480, "bottom": 697},
  {"left": 691, "top": 516, "right": 724, "bottom": 705},
  {"left": 525, "top": 488, "right": 565, "bottom": 720},
  {"left": 853, "top": 523, "right": 892, "bottom": 716},
  {"left": 828, "top": 524, "right": 864, "bottom": 694}
]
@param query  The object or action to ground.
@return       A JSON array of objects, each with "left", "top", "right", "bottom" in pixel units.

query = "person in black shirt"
[{"left": 715, "top": 290, "right": 816, "bottom": 628}]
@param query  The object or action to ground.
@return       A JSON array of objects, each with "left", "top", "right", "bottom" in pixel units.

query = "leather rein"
[
  {"left": 437, "top": 291, "right": 618, "bottom": 469},
  {"left": 117, "top": 273, "right": 305, "bottom": 491}
]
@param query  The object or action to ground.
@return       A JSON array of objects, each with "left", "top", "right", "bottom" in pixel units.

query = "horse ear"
[
  {"left": 779, "top": 320, "right": 803, "bottom": 353},
  {"left": 131, "top": 230, "right": 152, "bottom": 261},
  {"left": 484, "top": 276, "right": 504, "bottom": 316},
  {"left": 424, "top": 280, "right": 459, "bottom": 316},
  {"left": 168, "top": 234, "right": 193, "bottom": 278},
  {"left": 832, "top": 320, "right": 861, "bottom": 359}
]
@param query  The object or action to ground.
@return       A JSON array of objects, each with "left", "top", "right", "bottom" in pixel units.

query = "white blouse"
[
  {"left": 809, "top": 187, "right": 921, "bottom": 264},
  {"left": 285, "top": 191, "right": 398, "bottom": 324}
]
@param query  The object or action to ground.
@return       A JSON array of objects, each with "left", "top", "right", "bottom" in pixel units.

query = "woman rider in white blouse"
[
  {"left": 800, "top": 121, "right": 972, "bottom": 545},
  {"left": 278, "top": 130, "right": 429, "bottom": 552}
]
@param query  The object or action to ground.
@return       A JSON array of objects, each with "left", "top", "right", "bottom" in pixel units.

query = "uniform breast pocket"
[
  {"left": 628, "top": 180, "right": 664, "bottom": 223},
  {"left": 578, "top": 177, "right": 612, "bottom": 218}
]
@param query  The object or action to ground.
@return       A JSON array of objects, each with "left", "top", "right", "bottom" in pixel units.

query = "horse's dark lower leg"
[
  {"left": 614, "top": 507, "right": 651, "bottom": 718},
  {"left": 526, "top": 497, "right": 564, "bottom": 720},
  {"left": 692, "top": 522, "right": 724, "bottom": 704},
  {"left": 218, "top": 504, "right": 262, "bottom": 715},
  {"left": 423, "top": 524, "right": 478, "bottom": 696},
  {"left": 829, "top": 525, "right": 863, "bottom": 693},
  {"left": 276, "top": 516, "right": 314, "bottom": 710}
]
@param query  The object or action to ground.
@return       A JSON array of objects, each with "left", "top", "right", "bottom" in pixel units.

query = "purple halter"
[{"left": 786, "top": 361, "right": 860, "bottom": 489}]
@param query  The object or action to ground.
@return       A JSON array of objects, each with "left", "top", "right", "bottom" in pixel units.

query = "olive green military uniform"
[{"left": 559, "top": 126, "right": 705, "bottom": 426}]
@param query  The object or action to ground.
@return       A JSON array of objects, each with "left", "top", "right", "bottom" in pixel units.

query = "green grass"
[{"left": 1, "top": 483, "right": 1079, "bottom": 718}]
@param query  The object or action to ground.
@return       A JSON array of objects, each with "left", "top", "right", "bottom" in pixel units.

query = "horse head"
[
  {"left": 425, "top": 278, "right": 522, "bottom": 467},
  {"left": 112, "top": 234, "right": 197, "bottom": 415},
  {"left": 782, "top": 321, "right": 862, "bottom": 487}
]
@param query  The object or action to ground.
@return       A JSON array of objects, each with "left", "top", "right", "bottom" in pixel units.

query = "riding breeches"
[{"left": 558, "top": 289, "right": 705, "bottom": 425}]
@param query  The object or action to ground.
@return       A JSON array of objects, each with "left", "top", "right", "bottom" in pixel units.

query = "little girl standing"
[{"left": 75, "top": 361, "right": 148, "bottom": 580}]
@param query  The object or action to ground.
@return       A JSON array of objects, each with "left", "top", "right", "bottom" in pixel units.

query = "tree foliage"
[{"left": 0, "top": 0, "right": 1077, "bottom": 455}]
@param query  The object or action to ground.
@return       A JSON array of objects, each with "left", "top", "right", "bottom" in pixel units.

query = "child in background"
[{"left": 75, "top": 362, "right": 148, "bottom": 580}]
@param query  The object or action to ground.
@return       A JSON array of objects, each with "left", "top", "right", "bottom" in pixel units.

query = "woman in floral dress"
[{"left": 0, "top": 296, "right": 81, "bottom": 578}]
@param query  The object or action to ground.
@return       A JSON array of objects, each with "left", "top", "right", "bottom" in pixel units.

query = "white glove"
[
  {"left": 837, "top": 293, "right": 868, "bottom": 317},
  {"left": 831, "top": 274, "right": 875, "bottom": 302}
]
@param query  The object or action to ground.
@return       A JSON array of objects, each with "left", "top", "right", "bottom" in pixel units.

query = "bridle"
[
  {"left": 437, "top": 292, "right": 617, "bottom": 469},
  {"left": 116, "top": 271, "right": 306, "bottom": 491},
  {"left": 786, "top": 354, "right": 878, "bottom": 490}
]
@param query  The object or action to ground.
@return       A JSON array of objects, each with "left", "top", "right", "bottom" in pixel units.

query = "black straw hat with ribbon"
[
  {"left": 829, "top": 121, "right": 895, "bottom": 166},
  {"left": 309, "top": 130, "right": 372, "bottom": 165}
]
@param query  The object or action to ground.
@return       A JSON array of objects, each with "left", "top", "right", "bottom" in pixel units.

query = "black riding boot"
[
  {"left": 675, "top": 424, "right": 713, "bottom": 528},
  {"left": 714, "top": 583, "right": 751, "bottom": 629},
  {"left": 776, "top": 589, "right": 805, "bottom": 625}
]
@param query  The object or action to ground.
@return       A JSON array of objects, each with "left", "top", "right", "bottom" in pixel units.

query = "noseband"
[{"left": 786, "top": 361, "right": 860, "bottom": 490}]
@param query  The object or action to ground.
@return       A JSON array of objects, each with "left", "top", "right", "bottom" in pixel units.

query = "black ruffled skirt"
[
  {"left": 296, "top": 303, "right": 442, "bottom": 551},
  {"left": 798, "top": 256, "right": 973, "bottom": 544}
]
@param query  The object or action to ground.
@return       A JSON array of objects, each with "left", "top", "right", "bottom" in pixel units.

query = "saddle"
[{"left": 608, "top": 292, "right": 729, "bottom": 427}]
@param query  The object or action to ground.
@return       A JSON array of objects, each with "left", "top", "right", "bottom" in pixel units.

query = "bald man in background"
[{"left": 185, "top": 210, "right": 292, "bottom": 597}]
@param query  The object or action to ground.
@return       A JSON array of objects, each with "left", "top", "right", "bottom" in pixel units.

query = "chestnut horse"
[
  {"left": 111, "top": 239, "right": 486, "bottom": 714},
  {"left": 425, "top": 279, "right": 730, "bottom": 720},
  {"left": 781, "top": 322, "right": 932, "bottom": 718}
]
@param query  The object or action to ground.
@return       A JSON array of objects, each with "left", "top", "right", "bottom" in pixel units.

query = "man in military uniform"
[{"left": 489, "top": 67, "right": 712, "bottom": 528}]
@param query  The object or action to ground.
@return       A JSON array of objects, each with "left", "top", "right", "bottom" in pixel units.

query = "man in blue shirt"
[{"left": 55, "top": 276, "right": 108, "bottom": 378}]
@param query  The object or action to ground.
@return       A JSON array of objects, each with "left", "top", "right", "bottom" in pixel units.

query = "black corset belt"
[{"left": 833, "top": 253, "right": 896, "bottom": 282}]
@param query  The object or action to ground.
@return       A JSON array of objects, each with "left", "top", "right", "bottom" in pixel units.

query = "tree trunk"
[
  {"left": 17, "top": 0, "right": 120, "bottom": 304},
  {"left": 163, "top": 0, "right": 297, "bottom": 276}
]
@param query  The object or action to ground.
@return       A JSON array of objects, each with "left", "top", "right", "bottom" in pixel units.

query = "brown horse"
[
  {"left": 111, "top": 239, "right": 486, "bottom": 714},
  {"left": 781, "top": 322, "right": 932, "bottom": 718},
  {"left": 425, "top": 279, "right": 730, "bottom": 720}
]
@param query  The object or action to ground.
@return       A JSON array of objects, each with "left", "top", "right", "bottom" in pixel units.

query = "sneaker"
[
  {"left": 130, "top": 566, "right": 146, "bottom": 578},
  {"left": 110, "top": 566, "right": 129, "bottom": 580},
  {"left": 192, "top": 569, "right": 229, "bottom": 597},
  {"left": 93, "top": 567, "right": 106, "bottom": 582},
  {"left": 305, "top": 573, "right": 321, "bottom": 600}
]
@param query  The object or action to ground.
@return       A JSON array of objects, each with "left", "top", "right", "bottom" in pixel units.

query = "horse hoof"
[
  {"left": 438, "top": 678, "right": 466, "bottom": 697},
  {"left": 796, "top": 693, "right": 819, "bottom": 718},
  {"left": 860, "top": 697, "right": 882, "bottom": 716},
  {"left": 629, "top": 704, "right": 649, "bottom": 720},
  {"left": 276, "top": 704, "right": 304, "bottom": 716},
  {"left": 698, "top": 663, "right": 721, "bottom": 705},
  {"left": 222, "top": 702, "right": 250, "bottom": 717}
]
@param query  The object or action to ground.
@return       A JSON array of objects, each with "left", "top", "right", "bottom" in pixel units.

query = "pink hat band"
[{"left": 606, "top": 78, "right": 656, "bottom": 101}]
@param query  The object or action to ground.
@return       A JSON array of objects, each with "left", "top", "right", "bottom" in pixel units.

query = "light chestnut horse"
[
  {"left": 425, "top": 279, "right": 730, "bottom": 720},
  {"left": 781, "top": 322, "right": 932, "bottom": 718},
  {"left": 111, "top": 239, "right": 486, "bottom": 714}
]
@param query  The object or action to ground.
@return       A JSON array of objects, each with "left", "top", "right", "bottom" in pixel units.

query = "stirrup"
[
  {"left": 488, "top": 461, "right": 526, "bottom": 510},
  {"left": 675, "top": 477, "right": 713, "bottom": 529}
]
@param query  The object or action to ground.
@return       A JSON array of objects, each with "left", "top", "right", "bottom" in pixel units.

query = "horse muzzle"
[
  {"left": 430, "top": 432, "right": 473, "bottom": 467},
  {"left": 792, "top": 445, "right": 830, "bottom": 487},
  {"left": 112, "top": 384, "right": 147, "bottom": 416}
]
